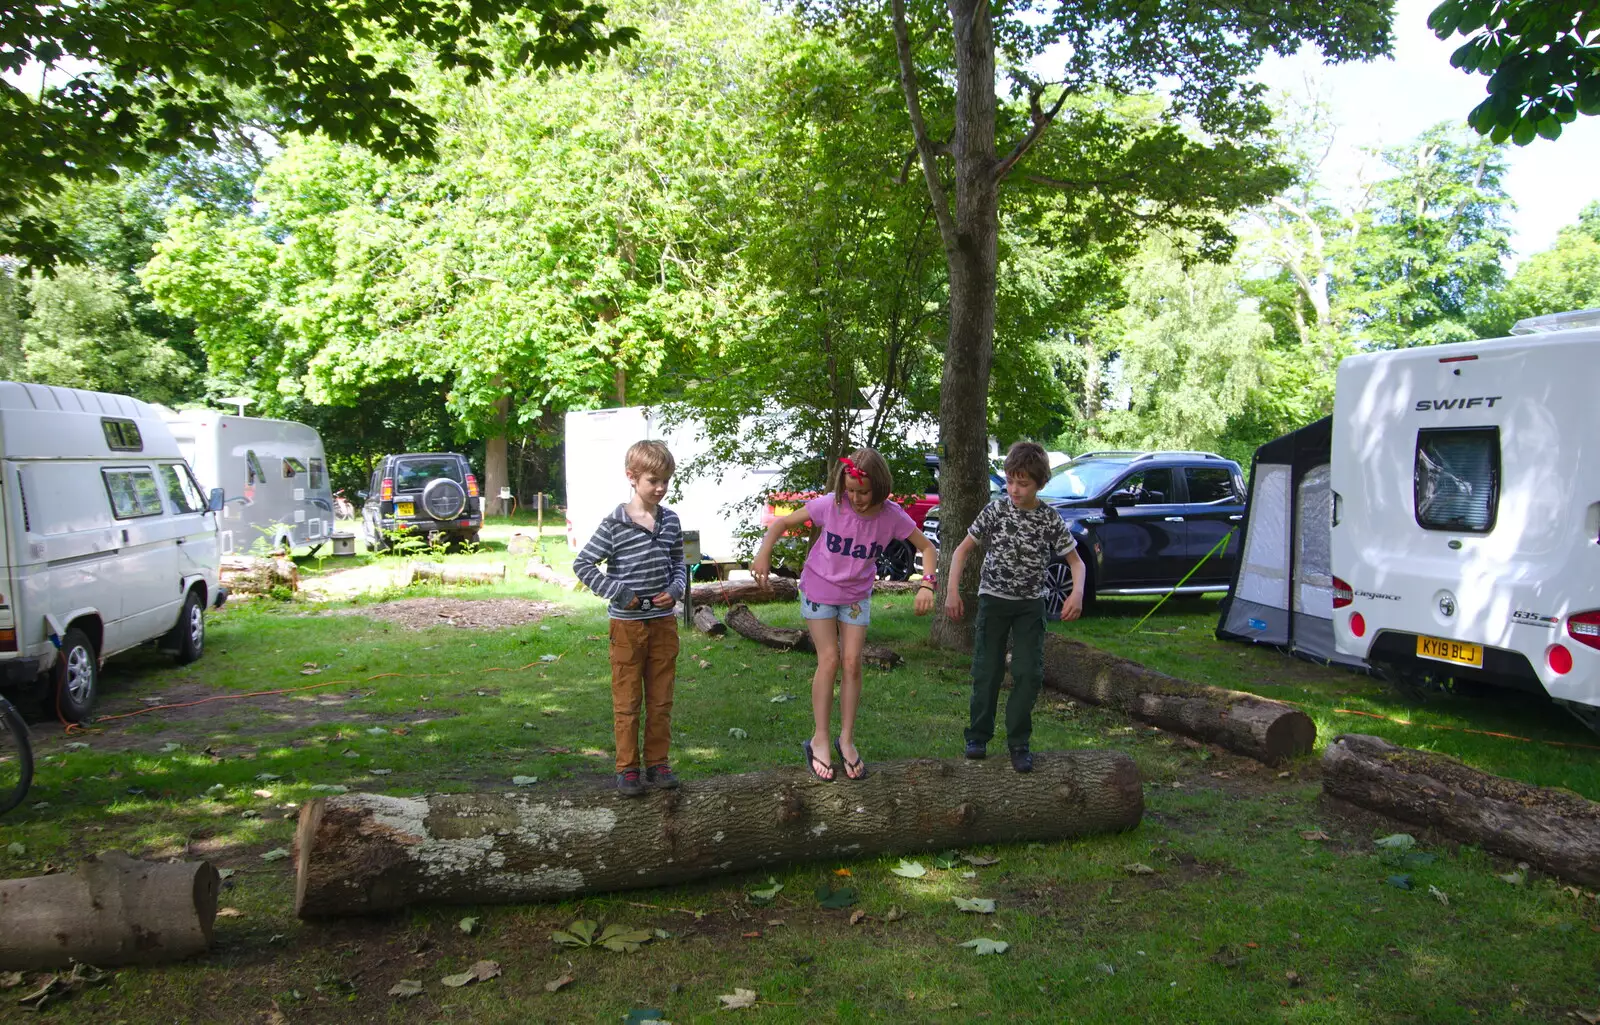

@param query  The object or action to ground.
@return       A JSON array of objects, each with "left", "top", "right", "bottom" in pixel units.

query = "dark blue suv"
[{"left": 923, "top": 450, "right": 1247, "bottom": 616}]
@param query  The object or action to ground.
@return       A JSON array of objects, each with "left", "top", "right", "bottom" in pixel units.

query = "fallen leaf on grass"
[
  {"left": 216, "top": 907, "right": 244, "bottom": 918},
  {"left": 6, "top": 842, "right": 24, "bottom": 856},
  {"left": 261, "top": 848, "right": 291, "bottom": 862},
  {"left": 833, "top": 868, "right": 852, "bottom": 877},
  {"left": 1374, "top": 833, "right": 1415, "bottom": 850},
  {"left": 727, "top": 727, "right": 748, "bottom": 740},
  {"left": 239, "top": 810, "right": 260, "bottom": 820},
  {"left": 459, "top": 916, "right": 480, "bottom": 935},
  {"left": 65, "top": 742, "right": 89, "bottom": 751},
  {"left": 371, "top": 769, "right": 392, "bottom": 776},
  {"left": 959, "top": 938, "right": 1009, "bottom": 956},
  {"left": 1285, "top": 970, "right": 1303, "bottom": 986},
  {"left": 388, "top": 980, "right": 424, "bottom": 999},
  {"left": 511, "top": 776, "right": 539, "bottom": 786},
  {"left": 255, "top": 773, "right": 281, "bottom": 782},
  {"left": 748, "top": 878, "right": 783, "bottom": 902},
  {"left": 218, "top": 868, "right": 235, "bottom": 880},
  {"left": 814, "top": 885, "right": 857, "bottom": 909},
  {"left": 1428, "top": 885, "right": 1449, "bottom": 906},
  {"left": 769, "top": 694, "right": 794, "bottom": 703},
  {"left": 849, "top": 910, "right": 866, "bottom": 925},
  {"left": 1299, "top": 830, "right": 1330, "bottom": 842},
  {"left": 0, "top": 972, "right": 24, "bottom": 989},
  {"left": 441, "top": 960, "right": 501, "bottom": 987},
  {"left": 159, "top": 742, "right": 182, "bottom": 753},
  {"left": 1386, "top": 874, "right": 1413, "bottom": 890},
  {"left": 1123, "top": 863, "right": 1156, "bottom": 875},
  {"left": 1498, "top": 869, "right": 1527, "bottom": 886},
  {"left": 890, "top": 859, "right": 927, "bottom": 878},
  {"left": 597, "top": 925, "right": 654, "bottom": 952},
  {"left": 884, "top": 905, "right": 906, "bottom": 922},
  {"left": 952, "top": 897, "right": 996, "bottom": 914},
  {"left": 718, "top": 988, "right": 758, "bottom": 1010},
  {"left": 308, "top": 784, "right": 348, "bottom": 794},
  {"left": 544, "top": 973, "right": 574, "bottom": 993},
  {"left": 300, "top": 667, "right": 322, "bottom": 676},
  {"left": 697, "top": 659, "right": 711, "bottom": 670},
  {"left": 252, "top": 788, "right": 274, "bottom": 799}
]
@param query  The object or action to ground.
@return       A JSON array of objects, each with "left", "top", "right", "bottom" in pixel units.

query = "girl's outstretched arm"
[{"left": 751, "top": 507, "right": 814, "bottom": 588}]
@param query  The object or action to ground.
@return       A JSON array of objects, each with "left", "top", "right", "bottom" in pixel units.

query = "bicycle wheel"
[{"left": 0, "top": 699, "right": 33, "bottom": 816}]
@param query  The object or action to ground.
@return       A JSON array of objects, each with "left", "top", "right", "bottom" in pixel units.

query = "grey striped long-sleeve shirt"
[{"left": 572, "top": 504, "right": 688, "bottom": 620}]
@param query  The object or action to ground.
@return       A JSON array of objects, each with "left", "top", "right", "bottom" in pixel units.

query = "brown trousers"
[{"left": 608, "top": 615, "right": 680, "bottom": 771}]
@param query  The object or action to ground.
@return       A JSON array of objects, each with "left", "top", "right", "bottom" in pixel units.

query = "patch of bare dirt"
[{"left": 324, "top": 597, "right": 564, "bottom": 631}]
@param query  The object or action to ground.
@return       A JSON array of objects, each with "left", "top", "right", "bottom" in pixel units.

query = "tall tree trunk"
[
  {"left": 927, "top": 0, "right": 999, "bottom": 651},
  {"left": 484, "top": 381, "right": 511, "bottom": 517}
]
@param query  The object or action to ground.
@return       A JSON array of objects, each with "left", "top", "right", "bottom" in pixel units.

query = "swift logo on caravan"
[{"left": 1414, "top": 396, "right": 1503, "bottom": 411}]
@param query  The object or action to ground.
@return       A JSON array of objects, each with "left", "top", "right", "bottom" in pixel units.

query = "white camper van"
[
  {"left": 1330, "top": 309, "right": 1600, "bottom": 732},
  {"left": 164, "top": 411, "right": 335, "bottom": 555},
  {"left": 0, "top": 383, "right": 224, "bottom": 721}
]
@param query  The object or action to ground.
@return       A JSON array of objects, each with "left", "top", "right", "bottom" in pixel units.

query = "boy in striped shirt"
[{"left": 573, "top": 440, "right": 688, "bottom": 796}]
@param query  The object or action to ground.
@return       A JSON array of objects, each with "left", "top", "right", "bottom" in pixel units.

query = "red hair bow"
[{"left": 839, "top": 456, "right": 866, "bottom": 480}]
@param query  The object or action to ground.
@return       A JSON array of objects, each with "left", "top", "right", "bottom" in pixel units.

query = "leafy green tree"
[
  {"left": 1429, "top": 0, "right": 1600, "bottom": 144},
  {"left": 1485, "top": 201, "right": 1600, "bottom": 332},
  {"left": 2, "top": 0, "right": 637, "bottom": 265}
]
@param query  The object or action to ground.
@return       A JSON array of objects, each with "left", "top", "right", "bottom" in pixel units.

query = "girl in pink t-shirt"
[{"left": 753, "top": 448, "right": 937, "bottom": 781}]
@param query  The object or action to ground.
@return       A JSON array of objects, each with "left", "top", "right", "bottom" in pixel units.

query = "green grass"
[{"left": 0, "top": 560, "right": 1597, "bottom": 1023}]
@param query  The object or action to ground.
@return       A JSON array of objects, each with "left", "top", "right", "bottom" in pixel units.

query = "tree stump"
[
  {"left": 1040, "top": 634, "right": 1314, "bottom": 765},
  {"left": 0, "top": 852, "right": 219, "bottom": 969},
  {"left": 691, "top": 604, "right": 726, "bottom": 636},
  {"left": 293, "top": 751, "right": 1142, "bottom": 918},
  {"left": 1322, "top": 733, "right": 1600, "bottom": 887},
  {"left": 525, "top": 559, "right": 579, "bottom": 590},
  {"left": 725, "top": 603, "right": 902, "bottom": 669},
  {"left": 409, "top": 562, "right": 507, "bottom": 586},
  {"left": 219, "top": 555, "right": 298, "bottom": 594}
]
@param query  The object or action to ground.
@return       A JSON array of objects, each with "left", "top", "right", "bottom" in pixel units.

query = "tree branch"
[
  {"left": 891, "top": 0, "right": 956, "bottom": 247},
  {"left": 993, "top": 87, "right": 1070, "bottom": 184}
]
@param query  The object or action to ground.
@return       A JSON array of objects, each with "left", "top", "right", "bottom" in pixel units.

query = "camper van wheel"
[
  {"left": 53, "top": 627, "right": 98, "bottom": 724},
  {"left": 171, "top": 590, "right": 205, "bottom": 665}
]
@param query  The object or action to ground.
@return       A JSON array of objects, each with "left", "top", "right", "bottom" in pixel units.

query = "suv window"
[
  {"left": 1111, "top": 468, "right": 1175, "bottom": 505},
  {"left": 1185, "top": 467, "right": 1237, "bottom": 505},
  {"left": 1415, "top": 427, "right": 1498, "bottom": 533},
  {"left": 394, "top": 456, "right": 464, "bottom": 489}
]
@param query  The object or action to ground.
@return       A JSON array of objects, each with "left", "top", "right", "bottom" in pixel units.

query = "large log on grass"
[
  {"left": 0, "top": 852, "right": 219, "bottom": 969},
  {"left": 525, "top": 559, "right": 580, "bottom": 590},
  {"left": 690, "top": 578, "right": 923, "bottom": 606},
  {"left": 220, "top": 554, "right": 298, "bottom": 593},
  {"left": 293, "top": 751, "right": 1142, "bottom": 918},
  {"left": 726, "top": 602, "right": 902, "bottom": 669},
  {"left": 409, "top": 561, "right": 507, "bottom": 585},
  {"left": 1040, "top": 634, "right": 1314, "bottom": 765},
  {"left": 1322, "top": 733, "right": 1600, "bottom": 887}
]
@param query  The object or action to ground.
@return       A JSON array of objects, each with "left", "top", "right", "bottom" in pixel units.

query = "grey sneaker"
[
  {"left": 616, "top": 768, "right": 645, "bottom": 796},
  {"left": 965, "top": 741, "right": 987, "bottom": 760},
  {"left": 645, "top": 764, "right": 680, "bottom": 789},
  {"left": 1009, "top": 747, "right": 1034, "bottom": 773}
]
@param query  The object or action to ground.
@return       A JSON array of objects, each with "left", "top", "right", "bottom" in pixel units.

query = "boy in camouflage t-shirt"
[{"left": 944, "top": 442, "right": 1085, "bottom": 772}]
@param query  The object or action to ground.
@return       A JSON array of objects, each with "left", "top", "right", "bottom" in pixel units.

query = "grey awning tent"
[{"left": 1216, "top": 416, "right": 1365, "bottom": 669}]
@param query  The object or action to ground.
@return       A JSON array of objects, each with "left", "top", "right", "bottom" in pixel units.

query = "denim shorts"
[{"left": 798, "top": 589, "right": 871, "bottom": 627}]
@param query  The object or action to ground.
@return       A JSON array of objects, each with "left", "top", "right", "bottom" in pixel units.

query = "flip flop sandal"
[
  {"left": 803, "top": 739, "right": 834, "bottom": 782},
  {"left": 834, "top": 739, "right": 869, "bottom": 781}
]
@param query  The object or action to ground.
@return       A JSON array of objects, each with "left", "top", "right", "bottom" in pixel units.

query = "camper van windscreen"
[{"left": 1414, "top": 428, "right": 1499, "bottom": 533}]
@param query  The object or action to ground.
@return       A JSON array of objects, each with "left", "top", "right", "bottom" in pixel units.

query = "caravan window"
[
  {"left": 246, "top": 450, "right": 266, "bottom": 485},
  {"left": 159, "top": 463, "right": 205, "bottom": 514},
  {"left": 1415, "top": 428, "right": 1499, "bottom": 533},
  {"left": 103, "top": 469, "right": 164, "bottom": 519},
  {"left": 282, "top": 456, "right": 305, "bottom": 478},
  {"left": 1185, "top": 467, "right": 1237, "bottom": 505},
  {"left": 309, "top": 457, "right": 325, "bottom": 489},
  {"left": 101, "top": 418, "right": 143, "bottom": 452}
]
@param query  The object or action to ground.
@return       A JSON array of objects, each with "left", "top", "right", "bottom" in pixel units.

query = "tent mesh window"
[{"left": 1414, "top": 427, "right": 1499, "bottom": 533}]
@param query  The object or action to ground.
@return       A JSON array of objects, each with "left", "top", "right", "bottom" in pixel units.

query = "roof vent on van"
[{"left": 1510, "top": 308, "right": 1600, "bottom": 335}]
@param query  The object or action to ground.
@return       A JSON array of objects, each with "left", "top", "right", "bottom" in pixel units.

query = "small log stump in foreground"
[
  {"left": 1322, "top": 733, "right": 1600, "bottom": 887},
  {"left": 294, "top": 751, "right": 1142, "bottom": 918},
  {"left": 0, "top": 852, "right": 219, "bottom": 969},
  {"left": 691, "top": 604, "right": 727, "bottom": 636},
  {"left": 1041, "top": 634, "right": 1314, "bottom": 765},
  {"left": 726, "top": 603, "right": 902, "bottom": 669}
]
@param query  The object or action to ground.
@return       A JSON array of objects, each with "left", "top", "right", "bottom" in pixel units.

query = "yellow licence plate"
[
  {"left": 1416, "top": 635, "right": 1483, "bottom": 668},
  {"left": 397, "top": 501, "right": 414, "bottom": 517}
]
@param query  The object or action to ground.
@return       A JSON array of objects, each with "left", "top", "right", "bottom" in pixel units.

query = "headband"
[{"left": 839, "top": 456, "right": 866, "bottom": 481}]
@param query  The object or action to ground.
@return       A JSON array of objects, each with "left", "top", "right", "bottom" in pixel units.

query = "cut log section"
[
  {"left": 409, "top": 561, "right": 507, "bottom": 586},
  {"left": 1040, "top": 634, "right": 1314, "bottom": 765},
  {"left": 293, "top": 751, "right": 1142, "bottom": 918},
  {"left": 1322, "top": 732, "right": 1600, "bottom": 887},
  {"left": 525, "top": 559, "right": 580, "bottom": 590},
  {"left": 690, "top": 578, "right": 924, "bottom": 606},
  {"left": 0, "top": 852, "right": 219, "bottom": 969},
  {"left": 691, "top": 604, "right": 726, "bottom": 636},
  {"left": 725, "top": 603, "right": 902, "bottom": 669},
  {"left": 219, "top": 554, "right": 299, "bottom": 594}
]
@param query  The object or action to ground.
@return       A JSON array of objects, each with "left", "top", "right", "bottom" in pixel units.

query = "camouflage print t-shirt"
[{"left": 967, "top": 498, "right": 1076, "bottom": 600}]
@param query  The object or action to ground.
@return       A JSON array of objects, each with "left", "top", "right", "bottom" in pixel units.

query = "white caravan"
[
  {"left": 164, "top": 410, "right": 335, "bottom": 555},
  {"left": 0, "top": 382, "right": 223, "bottom": 721},
  {"left": 1330, "top": 309, "right": 1600, "bottom": 732}
]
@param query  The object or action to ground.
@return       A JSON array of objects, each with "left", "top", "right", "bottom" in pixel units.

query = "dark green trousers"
[{"left": 965, "top": 594, "right": 1047, "bottom": 751}]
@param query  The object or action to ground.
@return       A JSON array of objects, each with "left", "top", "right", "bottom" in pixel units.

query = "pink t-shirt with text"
[{"left": 798, "top": 495, "right": 916, "bottom": 605}]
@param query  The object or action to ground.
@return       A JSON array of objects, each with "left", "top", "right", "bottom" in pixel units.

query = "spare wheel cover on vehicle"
[{"left": 422, "top": 477, "right": 467, "bottom": 520}]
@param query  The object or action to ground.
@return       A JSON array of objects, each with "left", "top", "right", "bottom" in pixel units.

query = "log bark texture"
[
  {"left": 690, "top": 578, "right": 923, "bottom": 606},
  {"left": 691, "top": 604, "right": 726, "bottom": 636},
  {"left": 0, "top": 852, "right": 219, "bottom": 969},
  {"left": 220, "top": 555, "right": 298, "bottom": 594},
  {"left": 294, "top": 751, "right": 1142, "bottom": 918},
  {"left": 410, "top": 562, "right": 507, "bottom": 585},
  {"left": 524, "top": 559, "right": 579, "bottom": 590},
  {"left": 1322, "top": 733, "right": 1600, "bottom": 887},
  {"left": 726, "top": 603, "right": 902, "bottom": 669},
  {"left": 1040, "top": 634, "right": 1314, "bottom": 765}
]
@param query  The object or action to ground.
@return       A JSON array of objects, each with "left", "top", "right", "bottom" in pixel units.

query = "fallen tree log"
[
  {"left": 1040, "top": 634, "right": 1314, "bottom": 765},
  {"left": 293, "top": 751, "right": 1141, "bottom": 918},
  {"left": 409, "top": 561, "right": 507, "bottom": 586},
  {"left": 691, "top": 604, "right": 726, "bottom": 636},
  {"left": 220, "top": 554, "right": 298, "bottom": 594},
  {"left": 525, "top": 559, "right": 579, "bottom": 590},
  {"left": 1322, "top": 733, "right": 1600, "bottom": 887},
  {"left": 0, "top": 852, "right": 219, "bottom": 969},
  {"left": 725, "top": 603, "right": 902, "bottom": 669},
  {"left": 690, "top": 578, "right": 923, "bottom": 606}
]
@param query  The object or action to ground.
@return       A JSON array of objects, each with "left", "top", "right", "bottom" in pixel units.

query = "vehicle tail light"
[
  {"left": 1567, "top": 610, "right": 1600, "bottom": 651},
  {"left": 466, "top": 474, "right": 479, "bottom": 498},
  {"left": 381, "top": 477, "right": 394, "bottom": 502},
  {"left": 1332, "top": 576, "right": 1353, "bottom": 609},
  {"left": 0, "top": 628, "right": 15, "bottom": 652},
  {"left": 1549, "top": 644, "right": 1574, "bottom": 674},
  {"left": 1350, "top": 613, "right": 1366, "bottom": 638}
]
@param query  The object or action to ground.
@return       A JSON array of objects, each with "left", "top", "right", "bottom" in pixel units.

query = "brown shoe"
[{"left": 645, "top": 764, "right": 680, "bottom": 789}]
